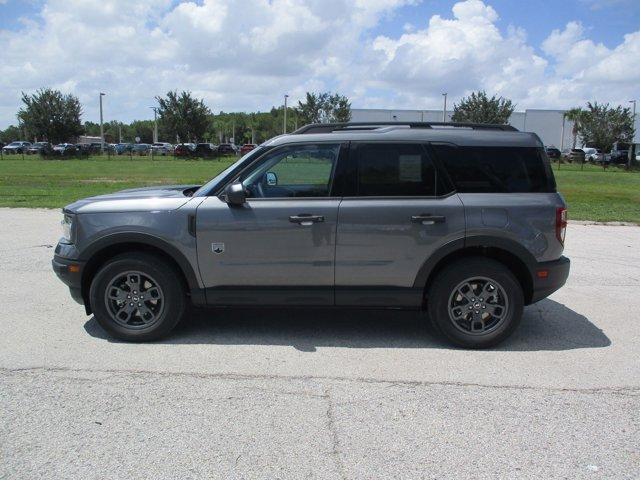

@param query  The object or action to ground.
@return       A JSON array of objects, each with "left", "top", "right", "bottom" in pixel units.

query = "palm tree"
[{"left": 564, "top": 107, "right": 584, "bottom": 148}]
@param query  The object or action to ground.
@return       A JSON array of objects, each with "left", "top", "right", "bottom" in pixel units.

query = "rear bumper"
[
  {"left": 529, "top": 256, "right": 570, "bottom": 304},
  {"left": 52, "top": 255, "right": 85, "bottom": 305}
]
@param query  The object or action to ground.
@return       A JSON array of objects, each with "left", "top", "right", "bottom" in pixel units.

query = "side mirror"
[
  {"left": 265, "top": 171, "right": 278, "bottom": 186},
  {"left": 225, "top": 182, "right": 246, "bottom": 206}
]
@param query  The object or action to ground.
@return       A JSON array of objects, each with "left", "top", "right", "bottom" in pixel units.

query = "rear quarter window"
[{"left": 433, "top": 145, "right": 556, "bottom": 193}]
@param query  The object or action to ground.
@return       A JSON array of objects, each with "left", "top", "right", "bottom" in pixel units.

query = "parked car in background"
[
  {"left": 151, "top": 142, "right": 174, "bottom": 156},
  {"left": 174, "top": 143, "right": 195, "bottom": 157},
  {"left": 26, "top": 142, "right": 52, "bottom": 155},
  {"left": 240, "top": 143, "right": 257, "bottom": 155},
  {"left": 114, "top": 143, "right": 133, "bottom": 155},
  {"left": 193, "top": 143, "right": 217, "bottom": 157},
  {"left": 2, "top": 141, "right": 31, "bottom": 154},
  {"left": 568, "top": 148, "right": 586, "bottom": 163},
  {"left": 75, "top": 144, "right": 92, "bottom": 155},
  {"left": 581, "top": 147, "right": 603, "bottom": 163},
  {"left": 53, "top": 143, "right": 78, "bottom": 155},
  {"left": 217, "top": 143, "right": 238, "bottom": 155},
  {"left": 545, "top": 146, "right": 561, "bottom": 160},
  {"left": 607, "top": 142, "right": 630, "bottom": 165},
  {"left": 132, "top": 143, "right": 151, "bottom": 156}
]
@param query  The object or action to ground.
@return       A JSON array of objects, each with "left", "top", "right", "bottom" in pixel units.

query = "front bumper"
[
  {"left": 52, "top": 255, "right": 85, "bottom": 305},
  {"left": 530, "top": 256, "right": 570, "bottom": 304}
]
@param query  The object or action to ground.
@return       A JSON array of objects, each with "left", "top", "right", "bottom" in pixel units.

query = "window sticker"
[{"left": 398, "top": 155, "right": 422, "bottom": 182}]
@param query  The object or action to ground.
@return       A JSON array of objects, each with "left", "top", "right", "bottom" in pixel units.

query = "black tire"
[
  {"left": 427, "top": 257, "right": 523, "bottom": 349},
  {"left": 89, "top": 253, "right": 186, "bottom": 341}
]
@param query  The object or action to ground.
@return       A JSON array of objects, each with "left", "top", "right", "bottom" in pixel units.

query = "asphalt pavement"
[{"left": 1, "top": 208, "right": 638, "bottom": 479}]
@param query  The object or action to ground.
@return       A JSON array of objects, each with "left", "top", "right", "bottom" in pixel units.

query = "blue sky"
[
  {"left": 0, "top": 0, "right": 638, "bottom": 127},
  {"left": 370, "top": 0, "right": 640, "bottom": 48}
]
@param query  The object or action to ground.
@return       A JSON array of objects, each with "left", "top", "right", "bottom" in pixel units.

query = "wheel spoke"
[
  {"left": 470, "top": 312, "right": 485, "bottom": 332},
  {"left": 144, "top": 286, "right": 161, "bottom": 300},
  {"left": 137, "top": 304, "right": 155, "bottom": 324},
  {"left": 485, "top": 303, "right": 506, "bottom": 318},
  {"left": 127, "top": 274, "right": 141, "bottom": 293},
  {"left": 115, "top": 303, "right": 134, "bottom": 323},
  {"left": 108, "top": 286, "right": 127, "bottom": 301},
  {"left": 457, "top": 283, "right": 475, "bottom": 303},
  {"left": 481, "top": 282, "right": 496, "bottom": 299}
]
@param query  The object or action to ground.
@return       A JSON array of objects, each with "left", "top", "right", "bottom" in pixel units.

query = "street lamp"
[
  {"left": 283, "top": 94, "right": 289, "bottom": 134},
  {"left": 442, "top": 93, "right": 447, "bottom": 122},
  {"left": 629, "top": 100, "right": 637, "bottom": 168},
  {"left": 99, "top": 93, "right": 106, "bottom": 153},
  {"left": 149, "top": 107, "right": 158, "bottom": 143}
]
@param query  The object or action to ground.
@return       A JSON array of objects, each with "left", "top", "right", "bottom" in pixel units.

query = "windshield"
[{"left": 193, "top": 146, "right": 267, "bottom": 197}]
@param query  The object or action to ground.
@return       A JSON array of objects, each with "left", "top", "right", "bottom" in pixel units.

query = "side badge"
[{"left": 211, "top": 243, "right": 225, "bottom": 254}]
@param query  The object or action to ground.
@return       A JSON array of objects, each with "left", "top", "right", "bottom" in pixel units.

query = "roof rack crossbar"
[{"left": 292, "top": 122, "right": 518, "bottom": 134}]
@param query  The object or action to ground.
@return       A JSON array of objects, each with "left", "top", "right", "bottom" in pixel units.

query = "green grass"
[
  {"left": 1, "top": 154, "right": 639, "bottom": 223},
  {"left": 551, "top": 163, "right": 640, "bottom": 223},
  {"left": 0, "top": 154, "right": 236, "bottom": 208}
]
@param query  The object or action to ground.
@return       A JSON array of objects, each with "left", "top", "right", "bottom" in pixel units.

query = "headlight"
[{"left": 61, "top": 213, "right": 74, "bottom": 242}]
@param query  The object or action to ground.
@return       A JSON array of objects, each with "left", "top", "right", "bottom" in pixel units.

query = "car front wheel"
[
  {"left": 427, "top": 257, "right": 524, "bottom": 349},
  {"left": 89, "top": 253, "right": 186, "bottom": 341}
]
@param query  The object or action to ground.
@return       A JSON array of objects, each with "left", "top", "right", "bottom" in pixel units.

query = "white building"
[{"left": 350, "top": 108, "right": 578, "bottom": 149}]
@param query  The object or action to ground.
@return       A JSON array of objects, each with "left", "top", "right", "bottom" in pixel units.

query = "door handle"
[
  {"left": 411, "top": 214, "right": 446, "bottom": 225},
  {"left": 289, "top": 214, "right": 325, "bottom": 226}
]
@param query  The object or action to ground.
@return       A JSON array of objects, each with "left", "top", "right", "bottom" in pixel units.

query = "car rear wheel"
[
  {"left": 427, "top": 257, "right": 523, "bottom": 348},
  {"left": 89, "top": 253, "right": 186, "bottom": 341}
]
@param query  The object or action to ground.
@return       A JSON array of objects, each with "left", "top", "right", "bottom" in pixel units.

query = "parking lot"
[{"left": 1, "top": 208, "right": 638, "bottom": 479}]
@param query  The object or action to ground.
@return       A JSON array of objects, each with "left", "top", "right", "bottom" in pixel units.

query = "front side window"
[
  {"left": 356, "top": 143, "right": 436, "bottom": 197},
  {"left": 241, "top": 143, "right": 340, "bottom": 198}
]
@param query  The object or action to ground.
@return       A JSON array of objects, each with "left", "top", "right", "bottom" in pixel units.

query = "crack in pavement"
[
  {"left": 323, "top": 387, "right": 347, "bottom": 480},
  {"left": 1, "top": 366, "right": 638, "bottom": 397}
]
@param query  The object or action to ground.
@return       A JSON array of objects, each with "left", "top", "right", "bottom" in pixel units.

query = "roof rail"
[{"left": 292, "top": 122, "right": 518, "bottom": 134}]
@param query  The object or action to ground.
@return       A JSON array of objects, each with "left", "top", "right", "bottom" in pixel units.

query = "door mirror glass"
[
  {"left": 265, "top": 171, "right": 278, "bottom": 186},
  {"left": 225, "top": 182, "right": 246, "bottom": 206}
]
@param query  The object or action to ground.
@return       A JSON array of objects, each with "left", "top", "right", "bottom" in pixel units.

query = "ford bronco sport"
[{"left": 53, "top": 122, "right": 570, "bottom": 348}]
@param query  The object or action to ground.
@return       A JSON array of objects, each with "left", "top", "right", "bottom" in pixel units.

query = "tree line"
[
  {"left": 0, "top": 89, "right": 351, "bottom": 145},
  {"left": 1, "top": 88, "right": 634, "bottom": 154}
]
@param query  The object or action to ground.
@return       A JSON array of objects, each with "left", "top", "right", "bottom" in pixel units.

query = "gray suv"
[{"left": 53, "top": 122, "right": 570, "bottom": 348}]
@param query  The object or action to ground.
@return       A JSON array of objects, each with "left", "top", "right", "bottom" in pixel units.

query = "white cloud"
[{"left": 0, "top": 0, "right": 638, "bottom": 128}]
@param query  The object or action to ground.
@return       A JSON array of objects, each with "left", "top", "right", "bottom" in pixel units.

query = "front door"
[{"left": 196, "top": 142, "right": 344, "bottom": 306}]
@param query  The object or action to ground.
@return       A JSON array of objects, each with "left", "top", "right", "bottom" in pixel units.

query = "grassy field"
[
  {"left": 0, "top": 154, "right": 638, "bottom": 223},
  {"left": 551, "top": 163, "right": 640, "bottom": 223},
  {"left": 0, "top": 154, "right": 236, "bottom": 208}
]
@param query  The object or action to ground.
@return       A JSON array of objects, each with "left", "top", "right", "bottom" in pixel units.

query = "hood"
[{"left": 65, "top": 184, "right": 201, "bottom": 214}]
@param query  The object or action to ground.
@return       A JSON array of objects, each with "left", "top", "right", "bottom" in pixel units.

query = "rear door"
[{"left": 335, "top": 142, "right": 465, "bottom": 307}]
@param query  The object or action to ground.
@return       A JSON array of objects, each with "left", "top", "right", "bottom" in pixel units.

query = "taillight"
[{"left": 556, "top": 207, "right": 567, "bottom": 244}]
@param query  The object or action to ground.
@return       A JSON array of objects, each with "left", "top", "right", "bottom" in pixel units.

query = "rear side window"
[
  {"left": 433, "top": 145, "right": 555, "bottom": 193},
  {"left": 356, "top": 143, "right": 436, "bottom": 196}
]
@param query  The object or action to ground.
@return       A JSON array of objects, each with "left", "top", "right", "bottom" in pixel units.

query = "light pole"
[
  {"left": 629, "top": 100, "right": 636, "bottom": 168},
  {"left": 442, "top": 93, "right": 447, "bottom": 122},
  {"left": 283, "top": 94, "right": 289, "bottom": 134},
  {"left": 560, "top": 112, "right": 566, "bottom": 150},
  {"left": 99, "top": 93, "right": 106, "bottom": 153},
  {"left": 118, "top": 122, "right": 122, "bottom": 143},
  {"left": 149, "top": 107, "right": 158, "bottom": 143}
]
